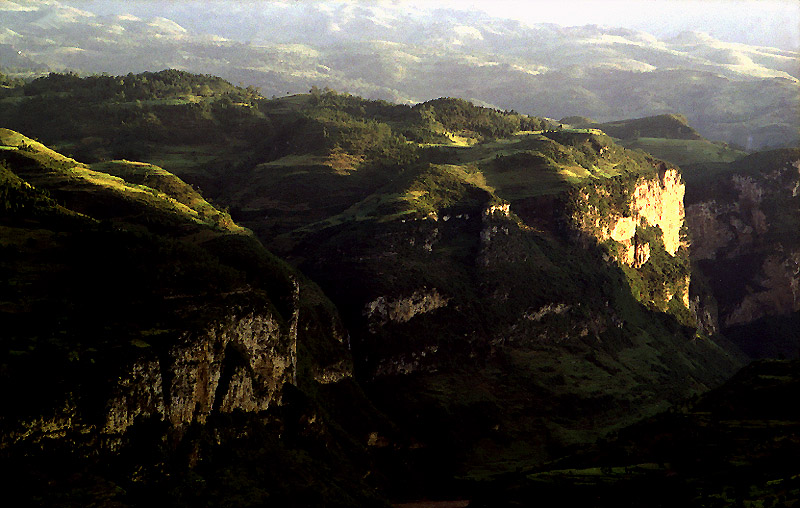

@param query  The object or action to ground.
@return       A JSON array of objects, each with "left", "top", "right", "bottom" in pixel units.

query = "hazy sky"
[
  {"left": 62, "top": 0, "right": 800, "bottom": 49},
  {"left": 412, "top": 0, "right": 800, "bottom": 49}
]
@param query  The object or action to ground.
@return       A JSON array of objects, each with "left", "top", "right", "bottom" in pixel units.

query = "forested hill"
[
  {"left": 0, "top": 70, "right": 552, "bottom": 195},
  {"left": 21, "top": 69, "right": 241, "bottom": 100}
]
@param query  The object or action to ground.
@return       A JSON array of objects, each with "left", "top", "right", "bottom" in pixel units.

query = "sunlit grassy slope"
[
  {"left": 92, "top": 159, "right": 245, "bottom": 233},
  {"left": 563, "top": 114, "right": 748, "bottom": 166},
  {"left": 619, "top": 137, "right": 747, "bottom": 166},
  {"left": 0, "top": 128, "right": 245, "bottom": 235}
]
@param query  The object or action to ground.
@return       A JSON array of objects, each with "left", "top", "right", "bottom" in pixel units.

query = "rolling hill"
[{"left": 564, "top": 114, "right": 749, "bottom": 167}]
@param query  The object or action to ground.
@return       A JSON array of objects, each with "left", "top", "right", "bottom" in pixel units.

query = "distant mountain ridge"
[{"left": 1, "top": 0, "right": 798, "bottom": 150}]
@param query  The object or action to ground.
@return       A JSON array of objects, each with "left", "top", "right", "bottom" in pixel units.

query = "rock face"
[
  {"left": 684, "top": 149, "right": 800, "bottom": 356},
  {"left": 575, "top": 168, "right": 685, "bottom": 262},
  {"left": 5, "top": 295, "right": 315, "bottom": 449},
  {"left": 113, "top": 309, "right": 297, "bottom": 435},
  {"left": 571, "top": 167, "right": 691, "bottom": 308},
  {"left": 103, "top": 357, "right": 166, "bottom": 436},
  {"left": 722, "top": 252, "right": 800, "bottom": 327},
  {"left": 364, "top": 288, "right": 450, "bottom": 330}
]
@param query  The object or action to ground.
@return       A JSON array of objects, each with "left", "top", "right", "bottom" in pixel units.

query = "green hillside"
[
  {"left": 569, "top": 114, "right": 704, "bottom": 140},
  {"left": 0, "top": 128, "right": 244, "bottom": 234},
  {"left": 621, "top": 137, "right": 747, "bottom": 166},
  {"left": 564, "top": 114, "right": 749, "bottom": 166}
]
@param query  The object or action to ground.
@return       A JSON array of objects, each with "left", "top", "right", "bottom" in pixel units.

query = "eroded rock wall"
[
  {"left": 2, "top": 282, "right": 351, "bottom": 450},
  {"left": 685, "top": 151, "right": 800, "bottom": 335},
  {"left": 364, "top": 289, "right": 450, "bottom": 330}
]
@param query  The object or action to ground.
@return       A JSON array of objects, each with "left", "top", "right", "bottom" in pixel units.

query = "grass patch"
[{"left": 620, "top": 137, "right": 746, "bottom": 166}]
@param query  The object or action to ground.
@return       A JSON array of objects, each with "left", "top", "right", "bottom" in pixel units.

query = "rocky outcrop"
[
  {"left": 524, "top": 303, "right": 571, "bottom": 322},
  {"left": 722, "top": 250, "right": 800, "bottom": 327},
  {"left": 373, "top": 345, "right": 440, "bottom": 376},
  {"left": 103, "top": 357, "right": 165, "bottom": 435},
  {"left": 4, "top": 288, "right": 324, "bottom": 450},
  {"left": 364, "top": 288, "right": 450, "bottom": 330},
  {"left": 478, "top": 202, "right": 515, "bottom": 266},
  {"left": 578, "top": 168, "right": 686, "bottom": 264},
  {"left": 684, "top": 200, "right": 736, "bottom": 260},
  {"left": 687, "top": 174, "right": 772, "bottom": 261},
  {"left": 163, "top": 310, "right": 296, "bottom": 429},
  {"left": 572, "top": 167, "right": 691, "bottom": 308},
  {"left": 630, "top": 168, "right": 686, "bottom": 256}
]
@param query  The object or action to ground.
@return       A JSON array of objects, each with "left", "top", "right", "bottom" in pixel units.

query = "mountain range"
[
  {"left": 1, "top": 67, "right": 798, "bottom": 505},
  {"left": 1, "top": 0, "right": 798, "bottom": 150},
  {"left": 1, "top": 1, "right": 799, "bottom": 505}
]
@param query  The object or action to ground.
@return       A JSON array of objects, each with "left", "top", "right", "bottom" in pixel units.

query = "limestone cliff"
[
  {"left": 5, "top": 308, "right": 288, "bottom": 446},
  {"left": 570, "top": 166, "right": 691, "bottom": 310},
  {"left": 364, "top": 288, "right": 450, "bottom": 331},
  {"left": 107, "top": 307, "right": 297, "bottom": 437},
  {"left": 601, "top": 168, "right": 685, "bottom": 260}
]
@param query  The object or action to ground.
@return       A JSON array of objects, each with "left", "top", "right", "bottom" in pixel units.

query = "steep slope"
[
  {"left": 683, "top": 149, "right": 800, "bottom": 359},
  {"left": 0, "top": 129, "right": 388, "bottom": 507}
]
